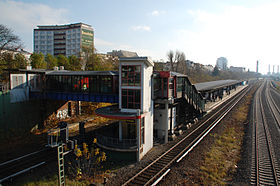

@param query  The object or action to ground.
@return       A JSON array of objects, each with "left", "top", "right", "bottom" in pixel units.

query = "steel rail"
[
  {"left": 0, "top": 148, "right": 56, "bottom": 184},
  {"left": 253, "top": 80, "right": 280, "bottom": 185},
  {"left": 267, "top": 86, "right": 280, "bottom": 128},
  {"left": 0, "top": 149, "right": 46, "bottom": 166},
  {"left": 123, "top": 85, "right": 251, "bottom": 186},
  {"left": 0, "top": 162, "right": 46, "bottom": 183}
]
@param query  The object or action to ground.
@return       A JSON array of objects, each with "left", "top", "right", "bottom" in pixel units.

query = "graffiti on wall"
[{"left": 56, "top": 109, "right": 68, "bottom": 119}]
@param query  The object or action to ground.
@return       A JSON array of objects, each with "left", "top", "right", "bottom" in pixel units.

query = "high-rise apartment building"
[
  {"left": 216, "top": 57, "right": 228, "bottom": 70},
  {"left": 34, "top": 23, "right": 94, "bottom": 57}
]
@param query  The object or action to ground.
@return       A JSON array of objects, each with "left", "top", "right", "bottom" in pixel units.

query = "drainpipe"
[
  {"left": 170, "top": 104, "right": 173, "bottom": 135},
  {"left": 165, "top": 101, "right": 169, "bottom": 144},
  {"left": 136, "top": 109, "right": 141, "bottom": 162}
]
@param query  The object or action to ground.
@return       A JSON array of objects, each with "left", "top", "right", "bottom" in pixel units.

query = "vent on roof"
[
  {"left": 54, "top": 66, "right": 59, "bottom": 71},
  {"left": 59, "top": 66, "right": 64, "bottom": 70}
]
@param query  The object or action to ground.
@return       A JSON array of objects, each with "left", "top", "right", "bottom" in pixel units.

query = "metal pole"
[{"left": 136, "top": 109, "right": 141, "bottom": 162}]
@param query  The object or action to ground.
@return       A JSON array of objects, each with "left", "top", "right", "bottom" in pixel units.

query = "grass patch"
[{"left": 199, "top": 91, "right": 252, "bottom": 185}]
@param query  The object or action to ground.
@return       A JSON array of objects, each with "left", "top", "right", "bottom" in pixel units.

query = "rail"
[
  {"left": 122, "top": 81, "right": 251, "bottom": 185},
  {"left": 251, "top": 80, "right": 280, "bottom": 185}
]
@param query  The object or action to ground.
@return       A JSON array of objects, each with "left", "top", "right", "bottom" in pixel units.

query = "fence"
[{"left": 96, "top": 134, "right": 137, "bottom": 149}]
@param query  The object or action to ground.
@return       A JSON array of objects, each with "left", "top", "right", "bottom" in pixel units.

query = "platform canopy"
[{"left": 194, "top": 79, "right": 240, "bottom": 92}]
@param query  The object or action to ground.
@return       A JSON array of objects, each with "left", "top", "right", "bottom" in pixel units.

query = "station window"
[
  {"left": 100, "top": 76, "right": 112, "bottom": 93},
  {"left": 121, "top": 65, "right": 141, "bottom": 86},
  {"left": 121, "top": 89, "right": 140, "bottom": 109}
]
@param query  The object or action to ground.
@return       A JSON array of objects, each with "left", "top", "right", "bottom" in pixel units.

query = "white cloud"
[
  {"left": 131, "top": 25, "right": 151, "bottom": 31},
  {"left": 0, "top": 0, "right": 69, "bottom": 51},
  {"left": 151, "top": 10, "right": 166, "bottom": 16},
  {"left": 172, "top": 2, "right": 280, "bottom": 74}
]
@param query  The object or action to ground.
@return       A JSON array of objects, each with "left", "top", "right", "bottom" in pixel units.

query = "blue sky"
[{"left": 1, "top": 0, "right": 279, "bottom": 74}]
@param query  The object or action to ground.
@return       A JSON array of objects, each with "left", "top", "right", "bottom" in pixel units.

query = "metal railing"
[{"left": 96, "top": 134, "right": 137, "bottom": 149}]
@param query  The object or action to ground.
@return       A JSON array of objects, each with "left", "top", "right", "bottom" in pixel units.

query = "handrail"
[{"left": 96, "top": 134, "right": 137, "bottom": 149}]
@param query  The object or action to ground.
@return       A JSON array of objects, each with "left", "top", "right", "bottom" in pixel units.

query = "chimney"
[
  {"left": 59, "top": 66, "right": 64, "bottom": 70},
  {"left": 53, "top": 66, "right": 59, "bottom": 71},
  {"left": 256, "top": 61, "right": 259, "bottom": 73}
]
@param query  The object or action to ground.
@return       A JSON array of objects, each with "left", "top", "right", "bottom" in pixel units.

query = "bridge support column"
[
  {"left": 76, "top": 101, "right": 81, "bottom": 115},
  {"left": 118, "top": 121, "right": 122, "bottom": 141}
]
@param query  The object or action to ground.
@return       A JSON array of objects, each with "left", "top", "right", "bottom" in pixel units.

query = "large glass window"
[
  {"left": 122, "top": 89, "right": 140, "bottom": 109},
  {"left": 80, "top": 77, "right": 89, "bottom": 92},
  {"left": 121, "top": 65, "right": 141, "bottom": 86},
  {"left": 100, "top": 76, "right": 112, "bottom": 93},
  {"left": 72, "top": 76, "right": 81, "bottom": 92},
  {"left": 89, "top": 76, "right": 99, "bottom": 93}
]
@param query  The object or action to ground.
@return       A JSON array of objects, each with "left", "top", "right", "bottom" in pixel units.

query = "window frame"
[
  {"left": 121, "top": 65, "right": 141, "bottom": 86},
  {"left": 121, "top": 89, "right": 141, "bottom": 109}
]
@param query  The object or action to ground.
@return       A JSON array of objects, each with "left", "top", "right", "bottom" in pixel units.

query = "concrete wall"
[
  {"left": 0, "top": 92, "right": 76, "bottom": 139},
  {"left": 154, "top": 105, "right": 176, "bottom": 140}
]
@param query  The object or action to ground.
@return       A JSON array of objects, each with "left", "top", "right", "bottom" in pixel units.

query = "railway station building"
[{"left": 8, "top": 57, "right": 245, "bottom": 161}]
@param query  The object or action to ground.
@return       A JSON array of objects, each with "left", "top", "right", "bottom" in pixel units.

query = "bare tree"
[
  {"left": 167, "top": 50, "right": 187, "bottom": 74},
  {"left": 0, "top": 24, "right": 22, "bottom": 52},
  {"left": 167, "top": 50, "right": 174, "bottom": 71},
  {"left": 175, "top": 50, "right": 186, "bottom": 73}
]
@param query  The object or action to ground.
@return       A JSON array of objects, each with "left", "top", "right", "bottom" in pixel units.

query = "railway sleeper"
[
  {"left": 132, "top": 177, "right": 148, "bottom": 185},
  {"left": 139, "top": 172, "right": 153, "bottom": 179},
  {"left": 146, "top": 168, "right": 160, "bottom": 174},
  {"left": 154, "top": 162, "right": 167, "bottom": 168}
]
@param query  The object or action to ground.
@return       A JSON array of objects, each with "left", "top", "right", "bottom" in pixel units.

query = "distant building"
[
  {"left": 203, "top": 64, "right": 214, "bottom": 72},
  {"left": 186, "top": 60, "right": 195, "bottom": 68},
  {"left": 229, "top": 66, "right": 245, "bottom": 73},
  {"left": 34, "top": 23, "right": 94, "bottom": 57},
  {"left": 107, "top": 50, "right": 138, "bottom": 58},
  {"left": 216, "top": 57, "right": 228, "bottom": 70},
  {"left": 0, "top": 48, "right": 32, "bottom": 65}
]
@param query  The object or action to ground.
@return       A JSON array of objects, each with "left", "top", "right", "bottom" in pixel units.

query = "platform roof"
[
  {"left": 194, "top": 79, "right": 239, "bottom": 92},
  {"left": 18, "top": 69, "right": 118, "bottom": 76},
  {"left": 47, "top": 71, "right": 118, "bottom": 76},
  {"left": 170, "top": 71, "right": 188, "bottom": 77}
]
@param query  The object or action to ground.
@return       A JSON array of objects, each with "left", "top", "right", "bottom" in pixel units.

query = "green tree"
[
  {"left": 31, "top": 53, "right": 46, "bottom": 69},
  {"left": 1, "top": 52, "right": 13, "bottom": 68},
  {"left": 68, "top": 55, "right": 81, "bottom": 71},
  {"left": 45, "top": 53, "right": 57, "bottom": 70},
  {"left": 82, "top": 47, "right": 115, "bottom": 71},
  {"left": 0, "top": 52, "right": 27, "bottom": 82},
  {"left": 57, "top": 54, "right": 70, "bottom": 69},
  {"left": 212, "top": 66, "right": 220, "bottom": 76},
  {"left": 14, "top": 53, "right": 27, "bottom": 69}
]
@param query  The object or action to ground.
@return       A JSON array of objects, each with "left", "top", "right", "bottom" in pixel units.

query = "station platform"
[{"left": 204, "top": 85, "right": 247, "bottom": 113}]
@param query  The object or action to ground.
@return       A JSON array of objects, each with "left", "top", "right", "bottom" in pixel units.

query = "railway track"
[
  {"left": 0, "top": 147, "right": 56, "bottom": 184},
  {"left": 251, "top": 80, "right": 280, "bottom": 185},
  {"left": 123, "top": 84, "right": 251, "bottom": 185}
]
